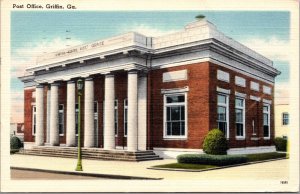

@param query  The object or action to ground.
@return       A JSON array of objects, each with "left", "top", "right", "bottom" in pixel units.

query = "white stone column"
[
  {"left": 127, "top": 70, "right": 138, "bottom": 151},
  {"left": 46, "top": 86, "right": 51, "bottom": 143},
  {"left": 66, "top": 80, "right": 76, "bottom": 147},
  {"left": 104, "top": 74, "right": 115, "bottom": 150},
  {"left": 35, "top": 85, "right": 44, "bottom": 146},
  {"left": 84, "top": 78, "right": 95, "bottom": 148},
  {"left": 138, "top": 74, "right": 147, "bottom": 150},
  {"left": 50, "top": 83, "right": 59, "bottom": 146}
]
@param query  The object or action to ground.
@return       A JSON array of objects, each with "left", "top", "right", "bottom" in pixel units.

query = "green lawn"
[{"left": 152, "top": 152, "right": 287, "bottom": 170}]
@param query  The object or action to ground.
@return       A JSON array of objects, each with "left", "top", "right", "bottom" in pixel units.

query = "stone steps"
[{"left": 22, "top": 146, "right": 162, "bottom": 162}]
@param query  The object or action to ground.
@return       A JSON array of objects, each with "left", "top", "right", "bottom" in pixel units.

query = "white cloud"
[
  {"left": 126, "top": 24, "right": 178, "bottom": 37},
  {"left": 241, "top": 36, "right": 290, "bottom": 62}
]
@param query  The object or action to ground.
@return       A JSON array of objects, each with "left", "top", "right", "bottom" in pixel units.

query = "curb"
[
  {"left": 11, "top": 166, "right": 163, "bottom": 180},
  {"left": 147, "top": 157, "right": 288, "bottom": 172}
]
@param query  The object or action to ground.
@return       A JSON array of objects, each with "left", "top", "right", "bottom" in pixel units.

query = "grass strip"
[
  {"left": 245, "top": 152, "right": 287, "bottom": 162},
  {"left": 153, "top": 163, "right": 216, "bottom": 170},
  {"left": 152, "top": 152, "right": 287, "bottom": 170}
]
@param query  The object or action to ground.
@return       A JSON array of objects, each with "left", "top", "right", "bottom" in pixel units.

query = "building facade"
[{"left": 20, "top": 19, "right": 280, "bottom": 157}]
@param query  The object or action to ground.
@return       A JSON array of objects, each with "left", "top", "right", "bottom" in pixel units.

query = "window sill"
[
  {"left": 236, "top": 137, "right": 245, "bottom": 140},
  {"left": 163, "top": 137, "right": 187, "bottom": 140},
  {"left": 263, "top": 137, "right": 271, "bottom": 140},
  {"left": 59, "top": 134, "right": 64, "bottom": 136}
]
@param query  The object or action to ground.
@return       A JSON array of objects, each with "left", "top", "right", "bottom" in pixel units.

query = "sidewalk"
[{"left": 10, "top": 154, "right": 289, "bottom": 180}]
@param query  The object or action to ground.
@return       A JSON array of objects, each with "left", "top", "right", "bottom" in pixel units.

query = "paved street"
[
  {"left": 11, "top": 169, "right": 102, "bottom": 180},
  {"left": 7, "top": 154, "right": 292, "bottom": 192}
]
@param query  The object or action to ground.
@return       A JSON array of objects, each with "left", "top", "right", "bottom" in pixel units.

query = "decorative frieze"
[
  {"left": 250, "top": 81, "right": 260, "bottom": 91},
  {"left": 235, "top": 76, "right": 246, "bottom": 87},
  {"left": 263, "top": 85, "right": 272, "bottom": 95},
  {"left": 217, "top": 70, "right": 230, "bottom": 83},
  {"left": 163, "top": 69, "right": 187, "bottom": 82}
]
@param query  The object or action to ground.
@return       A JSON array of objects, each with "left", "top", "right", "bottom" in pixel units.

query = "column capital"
[
  {"left": 104, "top": 73, "right": 114, "bottom": 78},
  {"left": 67, "top": 80, "right": 75, "bottom": 84},
  {"left": 50, "top": 82, "right": 60, "bottom": 87},
  {"left": 36, "top": 84, "right": 44, "bottom": 89},
  {"left": 128, "top": 69, "right": 139, "bottom": 74},
  {"left": 85, "top": 77, "right": 93, "bottom": 81}
]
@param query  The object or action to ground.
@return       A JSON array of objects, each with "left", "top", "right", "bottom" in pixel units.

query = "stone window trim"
[
  {"left": 114, "top": 100, "right": 118, "bottom": 137},
  {"left": 124, "top": 99, "right": 128, "bottom": 137},
  {"left": 282, "top": 112, "right": 289, "bottom": 126},
  {"left": 32, "top": 105, "right": 36, "bottom": 136},
  {"left": 58, "top": 104, "right": 64, "bottom": 136},
  {"left": 217, "top": 93, "right": 229, "bottom": 139},
  {"left": 163, "top": 92, "right": 188, "bottom": 139},
  {"left": 263, "top": 103, "right": 271, "bottom": 140},
  {"left": 235, "top": 97, "right": 246, "bottom": 139}
]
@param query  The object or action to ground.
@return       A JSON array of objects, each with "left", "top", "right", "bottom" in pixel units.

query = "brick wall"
[
  {"left": 149, "top": 62, "right": 211, "bottom": 149},
  {"left": 24, "top": 88, "right": 35, "bottom": 142},
  {"left": 209, "top": 62, "right": 274, "bottom": 148}
]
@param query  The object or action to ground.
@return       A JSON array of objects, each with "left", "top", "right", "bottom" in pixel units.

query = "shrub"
[
  {"left": 203, "top": 129, "right": 228, "bottom": 155},
  {"left": 10, "top": 136, "right": 22, "bottom": 153},
  {"left": 177, "top": 154, "right": 248, "bottom": 166},
  {"left": 274, "top": 137, "right": 287, "bottom": 152}
]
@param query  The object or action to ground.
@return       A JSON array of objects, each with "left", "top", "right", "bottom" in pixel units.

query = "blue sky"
[{"left": 11, "top": 11, "right": 290, "bottom": 122}]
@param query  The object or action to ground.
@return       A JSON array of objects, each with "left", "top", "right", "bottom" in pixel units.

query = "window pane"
[
  {"left": 263, "top": 125, "right": 269, "bottom": 137},
  {"left": 171, "top": 106, "right": 180, "bottom": 121},
  {"left": 218, "top": 107, "right": 226, "bottom": 121},
  {"left": 236, "top": 109, "right": 243, "bottom": 123},
  {"left": 263, "top": 113, "right": 268, "bottom": 125},
  {"left": 59, "top": 105, "right": 63, "bottom": 110},
  {"left": 94, "top": 102, "right": 98, "bottom": 113},
  {"left": 218, "top": 122, "right": 227, "bottom": 136},
  {"left": 218, "top": 95, "right": 226, "bottom": 104},
  {"left": 235, "top": 98, "right": 243, "bottom": 107},
  {"left": 167, "top": 107, "right": 171, "bottom": 121},
  {"left": 236, "top": 123, "right": 243, "bottom": 136},
  {"left": 75, "top": 104, "right": 78, "bottom": 110},
  {"left": 167, "top": 122, "right": 172, "bottom": 136},
  {"left": 125, "top": 109, "right": 127, "bottom": 122},
  {"left": 124, "top": 122, "right": 127, "bottom": 136},
  {"left": 180, "top": 121, "right": 185, "bottom": 135},
  {"left": 166, "top": 95, "right": 184, "bottom": 103},
  {"left": 180, "top": 106, "right": 185, "bottom": 120},
  {"left": 263, "top": 106, "right": 268, "bottom": 112},
  {"left": 171, "top": 121, "right": 181, "bottom": 135}
]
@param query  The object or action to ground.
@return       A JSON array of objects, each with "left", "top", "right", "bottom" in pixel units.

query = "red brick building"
[{"left": 20, "top": 19, "right": 280, "bottom": 158}]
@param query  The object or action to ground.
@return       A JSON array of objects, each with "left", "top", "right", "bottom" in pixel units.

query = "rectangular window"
[
  {"left": 282, "top": 113, "right": 289, "bottom": 126},
  {"left": 124, "top": 99, "right": 128, "bottom": 137},
  {"left": 32, "top": 106, "right": 36, "bottom": 135},
  {"left": 114, "top": 100, "right": 118, "bottom": 136},
  {"left": 94, "top": 101, "right": 98, "bottom": 146},
  {"left": 263, "top": 104, "right": 270, "bottom": 138},
  {"left": 235, "top": 98, "right": 245, "bottom": 138},
  {"left": 164, "top": 93, "right": 187, "bottom": 138},
  {"left": 217, "top": 94, "right": 229, "bottom": 138},
  {"left": 59, "top": 104, "right": 64, "bottom": 135},
  {"left": 75, "top": 103, "right": 79, "bottom": 135}
]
